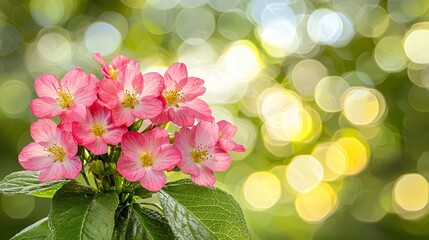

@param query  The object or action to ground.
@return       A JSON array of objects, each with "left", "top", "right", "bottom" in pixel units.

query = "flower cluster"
[{"left": 18, "top": 54, "right": 244, "bottom": 191}]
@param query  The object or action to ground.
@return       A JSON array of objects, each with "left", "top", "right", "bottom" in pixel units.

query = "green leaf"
[
  {"left": 134, "top": 186, "right": 153, "bottom": 199},
  {"left": 112, "top": 203, "right": 175, "bottom": 240},
  {"left": 0, "top": 171, "right": 69, "bottom": 198},
  {"left": 158, "top": 179, "right": 251, "bottom": 240},
  {"left": 11, "top": 217, "right": 51, "bottom": 240},
  {"left": 49, "top": 182, "right": 119, "bottom": 240}
]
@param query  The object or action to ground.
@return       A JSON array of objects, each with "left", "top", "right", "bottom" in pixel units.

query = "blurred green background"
[{"left": 2, "top": 0, "right": 429, "bottom": 239}]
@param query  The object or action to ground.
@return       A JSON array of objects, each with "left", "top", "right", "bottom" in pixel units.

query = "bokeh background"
[{"left": 1, "top": 0, "right": 429, "bottom": 239}]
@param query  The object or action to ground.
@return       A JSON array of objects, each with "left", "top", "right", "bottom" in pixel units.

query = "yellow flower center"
[
  {"left": 122, "top": 90, "right": 139, "bottom": 108},
  {"left": 164, "top": 89, "right": 182, "bottom": 106},
  {"left": 92, "top": 123, "right": 105, "bottom": 137},
  {"left": 108, "top": 67, "right": 119, "bottom": 80},
  {"left": 46, "top": 144, "right": 66, "bottom": 162},
  {"left": 190, "top": 148, "right": 208, "bottom": 164},
  {"left": 56, "top": 90, "right": 73, "bottom": 109},
  {"left": 140, "top": 152, "right": 153, "bottom": 167}
]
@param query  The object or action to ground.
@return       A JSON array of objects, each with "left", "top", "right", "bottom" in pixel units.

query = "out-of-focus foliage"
[{"left": 1, "top": 0, "right": 429, "bottom": 239}]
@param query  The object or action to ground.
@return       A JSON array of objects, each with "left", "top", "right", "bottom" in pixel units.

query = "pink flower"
[
  {"left": 98, "top": 61, "right": 163, "bottom": 126},
  {"left": 72, "top": 101, "right": 128, "bottom": 155},
  {"left": 151, "top": 63, "right": 214, "bottom": 127},
  {"left": 217, "top": 120, "right": 245, "bottom": 152},
  {"left": 117, "top": 128, "right": 182, "bottom": 191},
  {"left": 30, "top": 68, "right": 98, "bottom": 131},
  {"left": 175, "top": 121, "right": 231, "bottom": 187},
  {"left": 93, "top": 53, "right": 136, "bottom": 80},
  {"left": 18, "top": 119, "right": 82, "bottom": 182}
]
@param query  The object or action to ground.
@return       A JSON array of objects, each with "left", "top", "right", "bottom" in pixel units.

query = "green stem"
[
  {"left": 125, "top": 182, "right": 138, "bottom": 203},
  {"left": 93, "top": 175, "right": 100, "bottom": 190},
  {"left": 81, "top": 170, "right": 91, "bottom": 187}
]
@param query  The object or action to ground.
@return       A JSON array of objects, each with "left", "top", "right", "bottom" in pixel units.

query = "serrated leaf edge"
[{"left": 158, "top": 190, "right": 218, "bottom": 240}]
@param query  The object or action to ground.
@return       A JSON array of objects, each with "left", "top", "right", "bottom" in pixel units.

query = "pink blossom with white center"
[
  {"left": 98, "top": 61, "right": 163, "bottom": 127},
  {"left": 117, "top": 128, "right": 182, "bottom": 191},
  {"left": 216, "top": 120, "right": 245, "bottom": 152},
  {"left": 18, "top": 119, "right": 82, "bottom": 182},
  {"left": 175, "top": 121, "right": 232, "bottom": 187},
  {"left": 72, "top": 101, "right": 128, "bottom": 155},
  {"left": 30, "top": 68, "right": 98, "bottom": 131},
  {"left": 151, "top": 63, "right": 214, "bottom": 127},
  {"left": 93, "top": 53, "right": 136, "bottom": 80}
]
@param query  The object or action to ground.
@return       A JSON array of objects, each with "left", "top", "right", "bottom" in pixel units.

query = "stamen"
[
  {"left": 46, "top": 144, "right": 66, "bottom": 162},
  {"left": 190, "top": 148, "right": 208, "bottom": 163},
  {"left": 56, "top": 90, "right": 73, "bottom": 109},
  {"left": 92, "top": 123, "right": 105, "bottom": 137},
  {"left": 164, "top": 89, "right": 183, "bottom": 106},
  {"left": 108, "top": 66, "right": 119, "bottom": 80},
  {"left": 140, "top": 152, "right": 153, "bottom": 167},
  {"left": 122, "top": 90, "right": 139, "bottom": 108}
]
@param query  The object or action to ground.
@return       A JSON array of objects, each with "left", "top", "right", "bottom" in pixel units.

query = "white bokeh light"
[{"left": 84, "top": 22, "right": 121, "bottom": 55}]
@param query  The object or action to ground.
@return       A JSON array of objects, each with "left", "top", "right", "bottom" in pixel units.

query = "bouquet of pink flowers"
[{"left": 0, "top": 54, "right": 250, "bottom": 240}]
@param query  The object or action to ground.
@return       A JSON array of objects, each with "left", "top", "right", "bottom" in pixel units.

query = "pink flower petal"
[
  {"left": 194, "top": 121, "right": 219, "bottom": 147},
  {"left": 61, "top": 156, "right": 82, "bottom": 179},
  {"left": 98, "top": 79, "right": 122, "bottom": 108},
  {"left": 143, "top": 127, "right": 170, "bottom": 153},
  {"left": 132, "top": 97, "right": 163, "bottom": 119},
  {"left": 168, "top": 107, "right": 195, "bottom": 127},
  {"left": 180, "top": 77, "right": 205, "bottom": 101},
  {"left": 58, "top": 107, "right": 85, "bottom": 132},
  {"left": 139, "top": 168, "right": 166, "bottom": 192},
  {"left": 152, "top": 145, "right": 181, "bottom": 171},
  {"left": 117, "top": 61, "right": 142, "bottom": 93},
  {"left": 174, "top": 128, "right": 194, "bottom": 154},
  {"left": 232, "top": 144, "right": 246, "bottom": 152},
  {"left": 72, "top": 122, "right": 96, "bottom": 145},
  {"left": 177, "top": 155, "right": 200, "bottom": 176},
  {"left": 18, "top": 143, "right": 52, "bottom": 171},
  {"left": 112, "top": 105, "right": 135, "bottom": 127},
  {"left": 121, "top": 132, "right": 146, "bottom": 159},
  {"left": 34, "top": 74, "right": 60, "bottom": 97},
  {"left": 86, "top": 138, "right": 108, "bottom": 155},
  {"left": 69, "top": 104, "right": 88, "bottom": 123},
  {"left": 101, "top": 126, "right": 127, "bottom": 145},
  {"left": 165, "top": 62, "right": 188, "bottom": 84},
  {"left": 131, "top": 72, "right": 144, "bottom": 95},
  {"left": 93, "top": 53, "right": 109, "bottom": 76},
  {"left": 202, "top": 151, "right": 231, "bottom": 172},
  {"left": 218, "top": 138, "right": 245, "bottom": 152},
  {"left": 141, "top": 72, "right": 163, "bottom": 98},
  {"left": 117, "top": 155, "right": 146, "bottom": 182},
  {"left": 90, "top": 101, "right": 111, "bottom": 123},
  {"left": 30, "top": 97, "right": 63, "bottom": 118},
  {"left": 61, "top": 68, "right": 91, "bottom": 94},
  {"left": 150, "top": 108, "right": 169, "bottom": 125},
  {"left": 110, "top": 55, "right": 132, "bottom": 70},
  {"left": 217, "top": 120, "right": 237, "bottom": 138},
  {"left": 30, "top": 119, "right": 57, "bottom": 143},
  {"left": 182, "top": 98, "right": 214, "bottom": 122},
  {"left": 73, "top": 83, "right": 98, "bottom": 107},
  {"left": 87, "top": 73, "right": 100, "bottom": 85},
  {"left": 60, "top": 130, "right": 78, "bottom": 157},
  {"left": 38, "top": 162, "right": 64, "bottom": 182},
  {"left": 191, "top": 166, "right": 216, "bottom": 187}
]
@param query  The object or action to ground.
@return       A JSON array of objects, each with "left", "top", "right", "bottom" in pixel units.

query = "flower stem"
[
  {"left": 125, "top": 182, "right": 137, "bottom": 203},
  {"left": 93, "top": 175, "right": 100, "bottom": 190}
]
